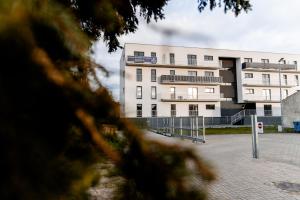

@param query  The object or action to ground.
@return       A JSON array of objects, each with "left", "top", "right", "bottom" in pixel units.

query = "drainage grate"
[{"left": 274, "top": 182, "right": 300, "bottom": 193}]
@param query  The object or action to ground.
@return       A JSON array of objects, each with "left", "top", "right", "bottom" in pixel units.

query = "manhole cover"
[{"left": 274, "top": 182, "right": 300, "bottom": 193}]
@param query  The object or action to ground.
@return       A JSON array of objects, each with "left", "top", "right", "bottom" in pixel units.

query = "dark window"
[
  {"left": 151, "top": 69, "right": 156, "bottom": 82},
  {"left": 136, "top": 86, "right": 142, "bottom": 99},
  {"left": 171, "top": 104, "right": 176, "bottom": 117},
  {"left": 206, "top": 104, "right": 215, "bottom": 110},
  {"left": 189, "top": 104, "right": 198, "bottom": 116},
  {"left": 264, "top": 105, "right": 272, "bottom": 116},
  {"left": 137, "top": 104, "right": 142, "bottom": 117},
  {"left": 295, "top": 75, "right": 299, "bottom": 86},
  {"left": 245, "top": 73, "right": 253, "bottom": 78},
  {"left": 151, "top": 52, "right": 156, "bottom": 57},
  {"left": 151, "top": 86, "right": 156, "bottom": 99},
  {"left": 151, "top": 104, "right": 157, "bottom": 117},
  {"left": 187, "top": 54, "right": 197, "bottom": 65},
  {"left": 136, "top": 68, "right": 142, "bottom": 82},
  {"left": 134, "top": 51, "right": 144, "bottom": 57},
  {"left": 170, "top": 53, "right": 175, "bottom": 65},
  {"left": 294, "top": 61, "right": 298, "bottom": 65},
  {"left": 204, "top": 55, "right": 213, "bottom": 61}
]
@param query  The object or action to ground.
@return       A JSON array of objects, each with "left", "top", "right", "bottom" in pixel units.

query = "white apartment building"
[{"left": 120, "top": 43, "right": 300, "bottom": 118}]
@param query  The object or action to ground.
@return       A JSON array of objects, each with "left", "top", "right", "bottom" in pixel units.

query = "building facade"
[{"left": 120, "top": 43, "right": 300, "bottom": 118}]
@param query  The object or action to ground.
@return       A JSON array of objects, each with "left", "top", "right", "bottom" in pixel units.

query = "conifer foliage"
[{"left": 0, "top": 0, "right": 250, "bottom": 199}]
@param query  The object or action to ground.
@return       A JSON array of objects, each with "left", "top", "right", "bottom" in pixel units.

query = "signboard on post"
[{"left": 257, "top": 122, "right": 264, "bottom": 134}]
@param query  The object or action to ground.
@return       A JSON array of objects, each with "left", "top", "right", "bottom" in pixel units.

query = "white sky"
[{"left": 92, "top": 0, "right": 300, "bottom": 101}]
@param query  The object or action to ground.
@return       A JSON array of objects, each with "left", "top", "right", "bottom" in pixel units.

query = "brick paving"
[{"left": 146, "top": 133, "right": 300, "bottom": 200}]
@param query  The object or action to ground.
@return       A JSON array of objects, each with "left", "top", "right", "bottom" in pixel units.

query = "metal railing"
[
  {"left": 127, "top": 56, "right": 157, "bottom": 64},
  {"left": 242, "top": 62, "right": 297, "bottom": 70},
  {"left": 160, "top": 75, "right": 223, "bottom": 84},
  {"left": 231, "top": 109, "right": 257, "bottom": 124}
]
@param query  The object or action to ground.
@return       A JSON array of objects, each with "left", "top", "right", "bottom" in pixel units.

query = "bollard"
[{"left": 251, "top": 115, "right": 259, "bottom": 159}]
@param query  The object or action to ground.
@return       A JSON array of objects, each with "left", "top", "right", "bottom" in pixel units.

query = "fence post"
[
  {"left": 190, "top": 117, "right": 193, "bottom": 137},
  {"left": 180, "top": 117, "right": 183, "bottom": 136},
  {"left": 251, "top": 115, "right": 259, "bottom": 159},
  {"left": 196, "top": 116, "right": 199, "bottom": 139}
]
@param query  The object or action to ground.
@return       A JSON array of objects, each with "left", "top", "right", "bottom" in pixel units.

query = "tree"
[{"left": 0, "top": 0, "right": 251, "bottom": 199}]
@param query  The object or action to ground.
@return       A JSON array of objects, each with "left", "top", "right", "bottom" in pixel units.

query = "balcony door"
[
  {"left": 262, "top": 74, "right": 270, "bottom": 85},
  {"left": 262, "top": 89, "right": 271, "bottom": 100},
  {"left": 189, "top": 104, "right": 198, "bottom": 116},
  {"left": 188, "top": 87, "right": 198, "bottom": 99},
  {"left": 170, "top": 87, "right": 176, "bottom": 99},
  {"left": 264, "top": 105, "right": 272, "bottom": 116}
]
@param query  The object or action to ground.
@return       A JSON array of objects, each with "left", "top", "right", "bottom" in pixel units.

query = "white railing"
[
  {"left": 160, "top": 75, "right": 222, "bottom": 84},
  {"left": 160, "top": 92, "right": 220, "bottom": 101}
]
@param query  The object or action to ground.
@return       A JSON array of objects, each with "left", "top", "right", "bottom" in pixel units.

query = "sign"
[{"left": 257, "top": 122, "right": 264, "bottom": 134}]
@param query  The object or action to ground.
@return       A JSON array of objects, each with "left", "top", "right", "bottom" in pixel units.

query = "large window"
[
  {"left": 187, "top": 54, "right": 197, "bottom": 66},
  {"left": 262, "top": 74, "right": 270, "bottom": 85},
  {"left": 205, "top": 88, "right": 215, "bottom": 93},
  {"left": 170, "top": 53, "right": 175, "bottom": 65},
  {"left": 188, "top": 71, "right": 197, "bottom": 76},
  {"left": 261, "top": 59, "right": 269, "bottom": 64},
  {"left": 189, "top": 104, "right": 198, "bottom": 116},
  {"left": 151, "top": 86, "right": 157, "bottom": 99},
  {"left": 245, "top": 73, "right": 253, "bottom": 78},
  {"left": 188, "top": 87, "right": 198, "bottom": 99},
  {"left": 264, "top": 105, "right": 272, "bottom": 116},
  {"left": 170, "top": 70, "right": 175, "bottom": 75},
  {"left": 151, "top": 69, "right": 156, "bottom": 82},
  {"left": 134, "top": 51, "right": 144, "bottom": 57},
  {"left": 244, "top": 58, "right": 253, "bottom": 63},
  {"left": 204, "top": 55, "right": 213, "bottom": 61},
  {"left": 151, "top": 52, "right": 156, "bottom": 58},
  {"left": 262, "top": 89, "right": 271, "bottom": 100},
  {"left": 170, "top": 87, "right": 176, "bottom": 99},
  {"left": 283, "top": 74, "right": 288, "bottom": 85},
  {"left": 136, "top": 68, "right": 142, "bottom": 82},
  {"left": 171, "top": 104, "right": 176, "bottom": 117},
  {"left": 136, "top": 86, "right": 142, "bottom": 99},
  {"left": 205, "top": 71, "right": 214, "bottom": 77},
  {"left": 151, "top": 104, "right": 157, "bottom": 117},
  {"left": 137, "top": 104, "right": 142, "bottom": 117},
  {"left": 206, "top": 104, "right": 215, "bottom": 110}
]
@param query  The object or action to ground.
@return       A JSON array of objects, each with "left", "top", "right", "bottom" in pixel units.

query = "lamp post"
[{"left": 278, "top": 58, "right": 284, "bottom": 127}]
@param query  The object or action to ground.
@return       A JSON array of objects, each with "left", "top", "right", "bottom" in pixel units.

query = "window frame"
[
  {"left": 151, "top": 86, "right": 157, "bottom": 99},
  {"left": 245, "top": 73, "right": 253, "bottom": 78},
  {"left": 204, "top": 55, "right": 213, "bottom": 61},
  {"left": 136, "top": 68, "right": 142, "bottom": 82},
  {"left": 206, "top": 104, "right": 215, "bottom": 110},
  {"left": 151, "top": 69, "right": 156, "bottom": 82},
  {"left": 187, "top": 54, "right": 197, "bottom": 66},
  {"left": 170, "top": 53, "right": 175, "bottom": 65},
  {"left": 136, "top": 86, "right": 142, "bottom": 99}
]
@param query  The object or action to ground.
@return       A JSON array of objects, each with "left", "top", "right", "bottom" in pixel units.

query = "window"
[
  {"left": 151, "top": 52, "right": 156, "bottom": 58},
  {"left": 136, "top": 68, "right": 142, "bottom": 82},
  {"left": 294, "top": 61, "right": 298, "bottom": 65},
  {"left": 188, "top": 71, "right": 197, "bottom": 76},
  {"left": 261, "top": 59, "right": 269, "bottom": 64},
  {"left": 151, "top": 69, "right": 156, "bottom": 82},
  {"left": 137, "top": 104, "right": 142, "bottom": 117},
  {"left": 171, "top": 104, "right": 176, "bottom": 117},
  {"left": 283, "top": 74, "right": 288, "bottom": 85},
  {"left": 262, "top": 74, "right": 270, "bottom": 85},
  {"left": 170, "top": 70, "right": 175, "bottom": 75},
  {"left": 136, "top": 86, "right": 142, "bottom": 99},
  {"left": 295, "top": 75, "right": 299, "bottom": 86},
  {"left": 245, "top": 73, "right": 253, "bottom": 78},
  {"left": 204, "top": 55, "right": 213, "bottom": 61},
  {"left": 262, "top": 89, "right": 271, "bottom": 100},
  {"left": 151, "top": 104, "right": 157, "bottom": 117},
  {"left": 283, "top": 89, "right": 288, "bottom": 99},
  {"left": 245, "top": 89, "right": 254, "bottom": 94},
  {"left": 188, "top": 87, "right": 198, "bottom": 99},
  {"left": 134, "top": 51, "right": 144, "bottom": 57},
  {"left": 170, "top": 53, "right": 175, "bottom": 65},
  {"left": 205, "top": 71, "right": 214, "bottom": 77},
  {"left": 189, "top": 104, "right": 198, "bottom": 116},
  {"left": 244, "top": 58, "right": 253, "bottom": 63},
  {"left": 205, "top": 88, "right": 215, "bottom": 93},
  {"left": 151, "top": 86, "right": 157, "bottom": 99},
  {"left": 264, "top": 105, "right": 272, "bottom": 116},
  {"left": 206, "top": 104, "right": 215, "bottom": 110},
  {"left": 170, "top": 87, "right": 176, "bottom": 99},
  {"left": 187, "top": 54, "right": 197, "bottom": 65}
]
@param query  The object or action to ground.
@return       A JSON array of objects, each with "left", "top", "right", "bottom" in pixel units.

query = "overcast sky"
[{"left": 92, "top": 0, "right": 300, "bottom": 101}]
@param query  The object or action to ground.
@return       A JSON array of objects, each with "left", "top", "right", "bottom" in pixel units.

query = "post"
[
  {"left": 180, "top": 117, "right": 183, "bottom": 136},
  {"left": 190, "top": 117, "right": 193, "bottom": 137},
  {"left": 203, "top": 116, "right": 206, "bottom": 142},
  {"left": 251, "top": 115, "right": 259, "bottom": 159},
  {"left": 196, "top": 116, "right": 199, "bottom": 139}
]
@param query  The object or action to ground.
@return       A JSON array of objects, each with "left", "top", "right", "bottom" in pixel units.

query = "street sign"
[{"left": 257, "top": 122, "right": 264, "bottom": 134}]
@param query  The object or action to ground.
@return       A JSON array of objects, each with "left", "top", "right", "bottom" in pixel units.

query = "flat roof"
[{"left": 124, "top": 43, "right": 300, "bottom": 56}]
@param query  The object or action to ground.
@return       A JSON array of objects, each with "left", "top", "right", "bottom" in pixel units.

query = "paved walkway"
[{"left": 146, "top": 133, "right": 300, "bottom": 200}]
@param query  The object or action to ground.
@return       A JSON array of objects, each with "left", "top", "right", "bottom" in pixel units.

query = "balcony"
[
  {"left": 127, "top": 56, "right": 157, "bottom": 64},
  {"left": 160, "top": 93, "right": 220, "bottom": 102},
  {"left": 242, "top": 62, "right": 297, "bottom": 71},
  {"left": 160, "top": 75, "right": 223, "bottom": 85}
]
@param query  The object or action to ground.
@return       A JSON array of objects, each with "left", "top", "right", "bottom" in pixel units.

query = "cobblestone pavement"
[{"left": 146, "top": 133, "right": 300, "bottom": 200}]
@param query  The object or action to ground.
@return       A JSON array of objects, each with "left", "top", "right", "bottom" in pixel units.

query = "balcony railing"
[
  {"left": 160, "top": 75, "right": 223, "bottom": 84},
  {"left": 242, "top": 62, "right": 297, "bottom": 70},
  {"left": 160, "top": 93, "right": 220, "bottom": 102},
  {"left": 127, "top": 56, "right": 157, "bottom": 64}
]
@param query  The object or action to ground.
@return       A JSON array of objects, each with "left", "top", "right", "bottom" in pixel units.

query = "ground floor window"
[
  {"left": 206, "top": 104, "right": 215, "bottom": 110},
  {"left": 189, "top": 104, "right": 198, "bottom": 116},
  {"left": 151, "top": 104, "right": 157, "bottom": 117},
  {"left": 264, "top": 104, "right": 272, "bottom": 116},
  {"left": 137, "top": 104, "right": 142, "bottom": 117},
  {"left": 171, "top": 104, "right": 176, "bottom": 117}
]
